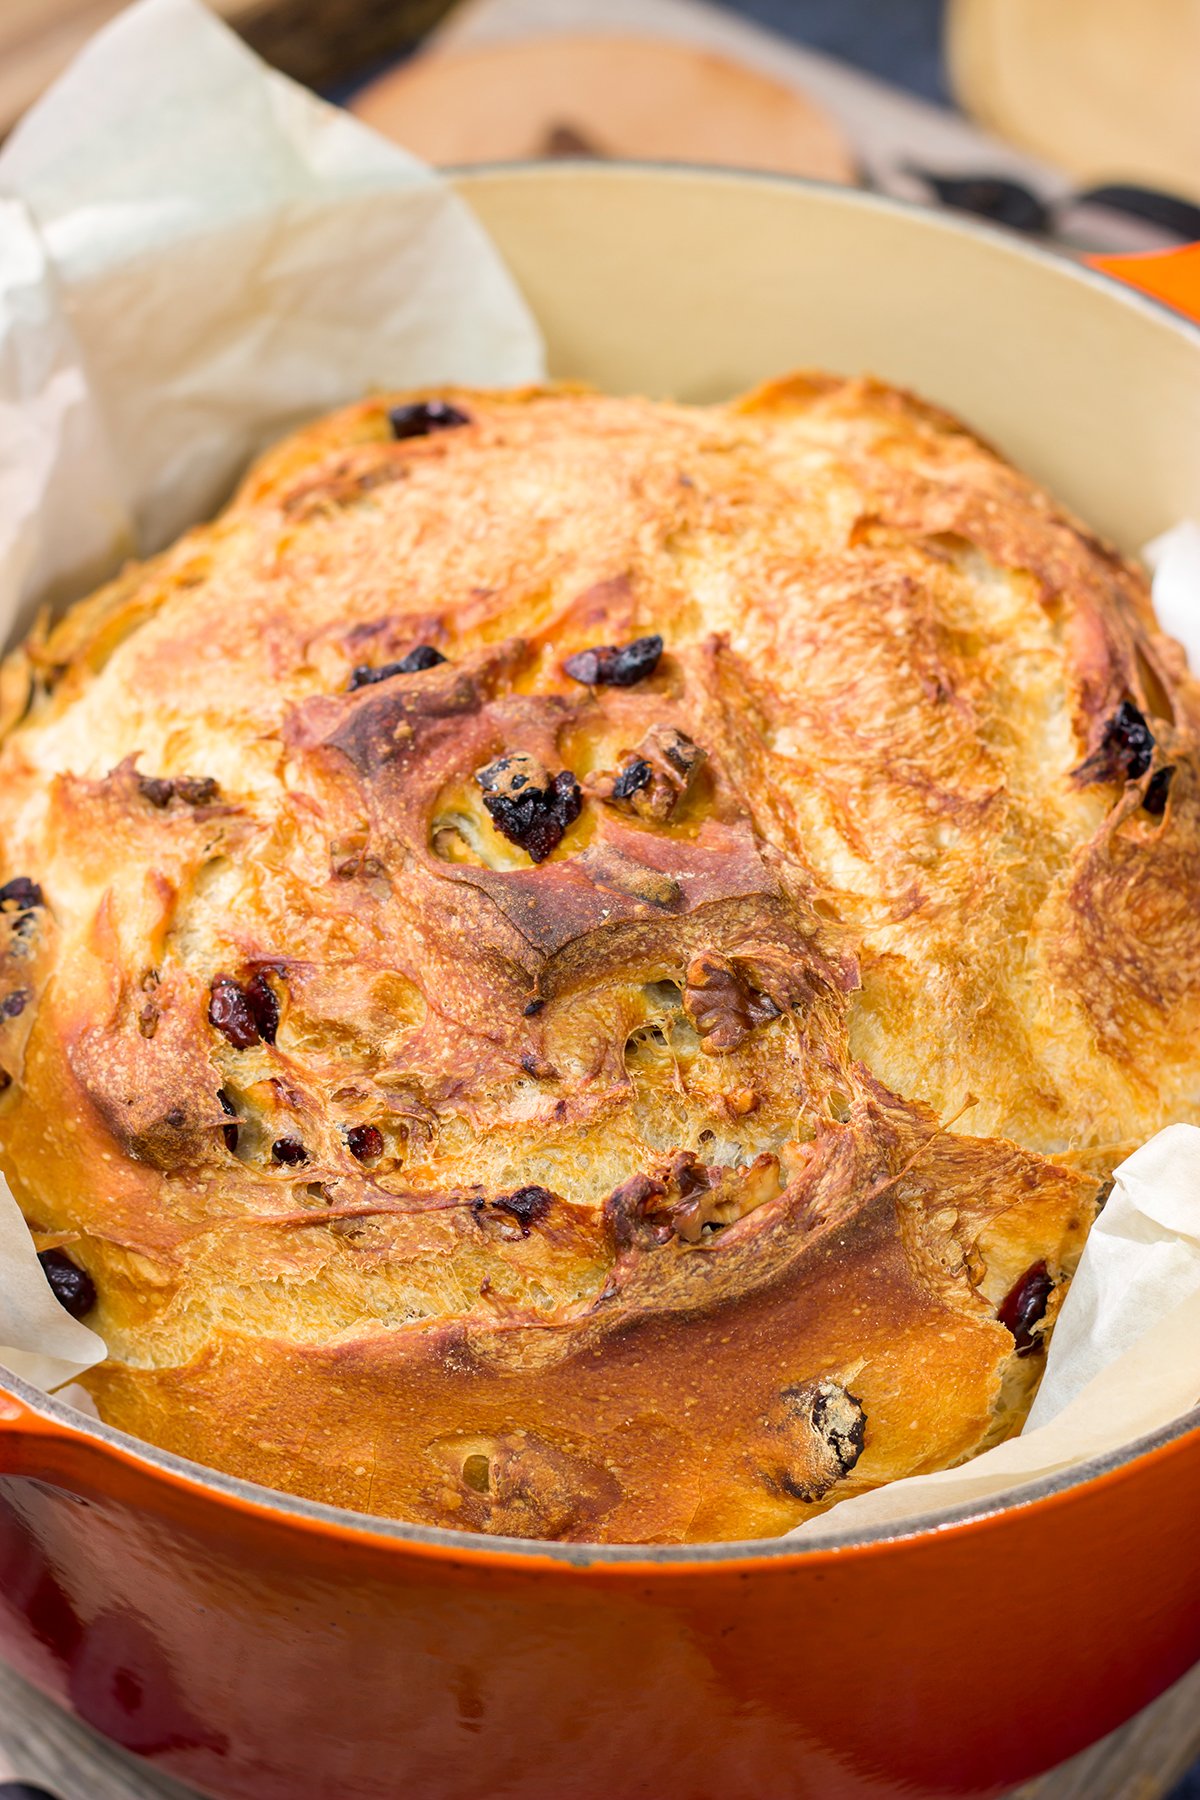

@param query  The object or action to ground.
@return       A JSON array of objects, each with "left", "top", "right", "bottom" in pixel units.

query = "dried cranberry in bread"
[{"left": 1, "top": 373, "right": 1196, "bottom": 1543}]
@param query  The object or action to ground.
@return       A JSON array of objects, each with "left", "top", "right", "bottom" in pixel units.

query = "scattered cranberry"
[
  {"left": 1, "top": 990, "right": 28, "bottom": 1018},
  {"left": 1143, "top": 765, "right": 1175, "bottom": 817},
  {"left": 1076, "top": 699, "right": 1155, "bottom": 786},
  {"left": 492, "top": 1186, "right": 554, "bottom": 1235},
  {"left": 396, "top": 644, "right": 447, "bottom": 673},
  {"left": 387, "top": 399, "right": 471, "bottom": 440},
  {"left": 610, "top": 758, "right": 652, "bottom": 800},
  {"left": 208, "top": 976, "right": 260, "bottom": 1049},
  {"left": 174, "top": 775, "right": 220, "bottom": 806},
  {"left": 245, "top": 972, "right": 280, "bottom": 1045},
  {"left": 562, "top": 634, "right": 663, "bottom": 688},
  {"left": 348, "top": 644, "right": 447, "bottom": 691},
  {"left": 346, "top": 1123, "right": 384, "bottom": 1162},
  {"left": 998, "top": 1260, "right": 1054, "bottom": 1356},
  {"left": 0, "top": 877, "right": 42, "bottom": 912},
  {"left": 38, "top": 1249, "right": 97, "bottom": 1320},
  {"left": 475, "top": 753, "right": 582, "bottom": 863},
  {"left": 137, "top": 773, "right": 219, "bottom": 808},
  {"left": 272, "top": 1137, "right": 308, "bottom": 1166},
  {"left": 217, "top": 1088, "right": 239, "bottom": 1152}
]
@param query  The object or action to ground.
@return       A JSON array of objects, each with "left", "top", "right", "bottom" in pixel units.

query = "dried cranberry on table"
[
  {"left": 348, "top": 644, "right": 447, "bottom": 691},
  {"left": 562, "top": 634, "right": 663, "bottom": 688},
  {"left": 387, "top": 400, "right": 471, "bottom": 440},
  {"left": 998, "top": 1260, "right": 1054, "bottom": 1355},
  {"left": 38, "top": 1248, "right": 97, "bottom": 1320},
  {"left": 475, "top": 752, "right": 582, "bottom": 863}
]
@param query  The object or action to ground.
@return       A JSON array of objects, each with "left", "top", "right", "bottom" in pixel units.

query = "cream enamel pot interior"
[{"left": 0, "top": 164, "right": 1198, "bottom": 1800}]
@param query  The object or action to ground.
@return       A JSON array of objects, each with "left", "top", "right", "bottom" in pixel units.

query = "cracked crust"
[{"left": 0, "top": 373, "right": 1196, "bottom": 1541}]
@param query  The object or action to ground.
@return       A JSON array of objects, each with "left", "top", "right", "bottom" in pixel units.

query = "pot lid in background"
[
  {"left": 948, "top": 0, "right": 1200, "bottom": 205},
  {"left": 349, "top": 33, "right": 855, "bottom": 180}
]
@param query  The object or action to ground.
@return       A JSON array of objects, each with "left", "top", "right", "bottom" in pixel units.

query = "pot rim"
[
  {"left": 447, "top": 158, "right": 1200, "bottom": 345},
  {"left": 4, "top": 162, "right": 1199, "bottom": 1568},
  {"left": 2, "top": 1363, "right": 1198, "bottom": 1565}
]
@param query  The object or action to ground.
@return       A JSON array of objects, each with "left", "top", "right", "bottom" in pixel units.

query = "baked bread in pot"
[{"left": 0, "top": 373, "right": 1194, "bottom": 1543}]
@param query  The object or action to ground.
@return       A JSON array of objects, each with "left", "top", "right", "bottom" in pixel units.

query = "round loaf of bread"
[{"left": 0, "top": 374, "right": 1196, "bottom": 1543}]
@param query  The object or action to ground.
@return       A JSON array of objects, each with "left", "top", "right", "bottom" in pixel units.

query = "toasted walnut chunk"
[
  {"left": 607, "top": 1149, "right": 781, "bottom": 1248},
  {"left": 770, "top": 1379, "right": 867, "bottom": 1503},
  {"left": 588, "top": 724, "right": 707, "bottom": 824},
  {"left": 136, "top": 773, "right": 220, "bottom": 808},
  {"left": 682, "top": 951, "right": 780, "bottom": 1053}
]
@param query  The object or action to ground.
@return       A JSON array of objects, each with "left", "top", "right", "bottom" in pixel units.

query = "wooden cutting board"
[
  {"left": 948, "top": 0, "right": 1200, "bottom": 203},
  {"left": 351, "top": 34, "right": 856, "bottom": 180}
]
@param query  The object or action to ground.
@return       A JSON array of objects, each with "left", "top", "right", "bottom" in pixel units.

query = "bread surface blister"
[{"left": 1, "top": 373, "right": 1197, "bottom": 1543}]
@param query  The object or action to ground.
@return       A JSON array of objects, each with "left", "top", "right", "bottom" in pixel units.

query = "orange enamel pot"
[{"left": 2, "top": 166, "right": 1199, "bottom": 1800}]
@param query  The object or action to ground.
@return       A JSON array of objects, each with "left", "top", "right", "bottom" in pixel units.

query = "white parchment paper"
[
  {"left": 1145, "top": 520, "right": 1200, "bottom": 671},
  {"left": 0, "top": 0, "right": 1198, "bottom": 1540},
  {"left": 0, "top": 0, "right": 543, "bottom": 642}
]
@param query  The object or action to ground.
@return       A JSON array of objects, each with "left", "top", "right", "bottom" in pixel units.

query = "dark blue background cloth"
[{"left": 727, "top": 0, "right": 950, "bottom": 103}]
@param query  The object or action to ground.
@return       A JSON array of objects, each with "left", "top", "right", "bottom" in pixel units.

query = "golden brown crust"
[{"left": 0, "top": 373, "right": 1195, "bottom": 1541}]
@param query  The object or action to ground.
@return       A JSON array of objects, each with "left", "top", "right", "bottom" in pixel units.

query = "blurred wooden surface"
[
  {"left": 949, "top": 0, "right": 1200, "bottom": 204},
  {"left": 0, "top": 0, "right": 453, "bottom": 134},
  {"left": 351, "top": 33, "right": 854, "bottom": 178},
  {"left": 0, "top": 1654, "right": 1197, "bottom": 1798}
]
